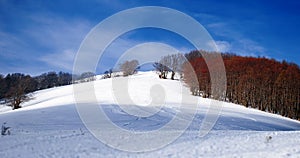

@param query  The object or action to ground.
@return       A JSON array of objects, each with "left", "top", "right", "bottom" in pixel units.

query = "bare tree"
[
  {"left": 169, "top": 54, "right": 185, "bottom": 80},
  {"left": 154, "top": 53, "right": 185, "bottom": 80},
  {"left": 5, "top": 74, "right": 32, "bottom": 110},
  {"left": 153, "top": 62, "right": 170, "bottom": 79},
  {"left": 120, "top": 60, "right": 139, "bottom": 76}
]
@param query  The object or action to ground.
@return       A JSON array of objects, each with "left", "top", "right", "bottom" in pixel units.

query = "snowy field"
[{"left": 0, "top": 72, "right": 299, "bottom": 157}]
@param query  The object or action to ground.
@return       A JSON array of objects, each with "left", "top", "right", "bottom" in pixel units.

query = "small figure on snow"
[
  {"left": 265, "top": 135, "right": 272, "bottom": 143},
  {"left": 1, "top": 122, "right": 11, "bottom": 136}
]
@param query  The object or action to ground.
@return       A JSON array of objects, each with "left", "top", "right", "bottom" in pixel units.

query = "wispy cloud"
[
  {"left": 25, "top": 14, "right": 92, "bottom": 50},
  {"left": 214, "top": 39, "right": 266, "bottom": 57},
  {"left": 195, "top": 13, "right": 267, "bottom": 56},
  {"left": 0, "top": 12, "right": 93, "bottom": 74},
  {"left": 21, "top": 13, "right": 92, "bottom": 72},
  {"left": 232, "top": 39, "right": 266, "bottom": 56},
  {"left": 215, "top": 40, "right": 231, "bottom": 52},
  {"left": 0, "top": 31, "right": 30, "bottom": 59},
  {"left": 40, "top": 49, "right": 76, "bottom": 71},
  {"left": 210, "top": 24, "right": 266, "bottom": 56}
]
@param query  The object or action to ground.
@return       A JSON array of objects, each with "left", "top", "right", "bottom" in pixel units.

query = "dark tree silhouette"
[
  {"left": 4, "top": 73, "right": 34, "bottom": 110},
  {"left": 153, "top": 62, "right": 170, "bottom": 79},
  {"left": 0, "top": 71, "right": 74, "bottom": 109}
]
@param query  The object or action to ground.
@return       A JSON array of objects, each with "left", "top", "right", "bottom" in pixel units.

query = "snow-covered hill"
[{"left": 0, "top": 72, "right": 299, "bottom": 157}]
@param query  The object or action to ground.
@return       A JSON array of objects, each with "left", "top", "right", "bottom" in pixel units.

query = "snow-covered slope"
[{"left": 0, "top": 71, "right": 299, "bottom": 157}]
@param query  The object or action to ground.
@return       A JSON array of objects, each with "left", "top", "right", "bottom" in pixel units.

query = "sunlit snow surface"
[{"left": 0, "top": 72, "right": 299, "bottom": 157}]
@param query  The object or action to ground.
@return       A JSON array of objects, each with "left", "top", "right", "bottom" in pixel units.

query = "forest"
[
  {"left": 183, "top": 50, "right": 300, "bottom": 120},
  {"left": 0, "top": 71, "right": 95, "bottom": 109}
]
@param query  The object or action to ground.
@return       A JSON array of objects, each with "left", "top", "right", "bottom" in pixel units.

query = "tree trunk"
[{"left": 171, "top": 71, "right": 175, "bottom": 80}]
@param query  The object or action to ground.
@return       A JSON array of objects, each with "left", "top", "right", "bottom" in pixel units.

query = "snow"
[{"left": 0, "top": 71, "right": 299, "bottom": 157}]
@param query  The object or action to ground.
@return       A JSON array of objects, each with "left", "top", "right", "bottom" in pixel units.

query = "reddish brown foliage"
[{"left": 183, "top": 50, "right": 300, "bottom": 120}]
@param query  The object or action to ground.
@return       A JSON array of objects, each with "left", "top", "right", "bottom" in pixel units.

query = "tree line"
[
  {"left": 2, "top": 51, "right": 299, "bottom": 120},
  {"left": 0, "top": 71, "right": 96, "bottom": 110},
  {"left": 182, "top": 50, "right": 300, "bottom": 120}
]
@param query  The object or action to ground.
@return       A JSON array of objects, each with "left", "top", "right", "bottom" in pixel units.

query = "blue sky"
[{"left": 0, "top": 0, "right": 299, "bottom": 75}]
